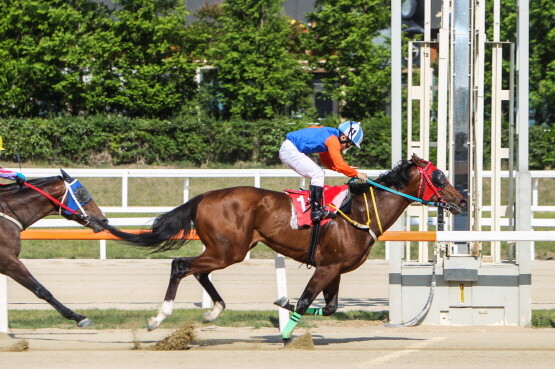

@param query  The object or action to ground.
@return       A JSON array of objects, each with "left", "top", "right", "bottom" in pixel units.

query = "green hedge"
[
  {"left": 0, "top": 116, "right": 307, "bottom": 167},
  {"left": 0, "top": 116, "right": 552, "bottom": 169}
]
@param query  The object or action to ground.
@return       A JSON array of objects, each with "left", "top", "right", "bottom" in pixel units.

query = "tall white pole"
[{"left": 0, "top": 275, "right": 8, "bottom": 333}]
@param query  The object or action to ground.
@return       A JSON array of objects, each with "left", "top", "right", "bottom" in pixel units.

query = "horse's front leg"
[
  {"left": 274, "top": 274, "right": 341, "bottom": 316},
  {"left": 1, "top": 257, "right": 91, "bottom": 327},
  {"left": 281, "top": 266, "right": 341, "bottom": 345}
]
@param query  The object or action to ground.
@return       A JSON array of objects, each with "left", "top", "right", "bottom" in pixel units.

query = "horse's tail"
[{"left": 103, "top": 194, "right": 204, "bottom": 253}]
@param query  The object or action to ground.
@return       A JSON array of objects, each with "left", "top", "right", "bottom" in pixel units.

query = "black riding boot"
[{"left": 309, "top": 185, "right": 330, "bottom": 222}]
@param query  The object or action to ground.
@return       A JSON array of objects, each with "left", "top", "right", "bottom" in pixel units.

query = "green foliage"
[
  {"left": 1, "top": 115, "right": 552, "bottom": 169},
  {"left": 306, "top": 0, "right": 391, "bottom": 119},
  {"left": 0, "top": 0, "right": 197, "bottom": 118},
  {"left": 530, "top": 124, "right": 555, "bottom": 169},
  {"left": 0, "top": 115, "right": 308, "bottom": 166},
  {"left": 486, "top": 0, "right": 555, "bottom": 126},
  {"left": 532, "top": 310, "right": 555, "bottom": 328},
  {"left": 208, "top": 0, "right": 313, "bottom": 120}
]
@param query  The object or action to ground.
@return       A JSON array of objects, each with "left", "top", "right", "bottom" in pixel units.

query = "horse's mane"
[
  {"left": 376, "top": 160, "right": 416, "bottom": 190},
  {"left": 0, "top": 176, "right": 62, "bottom": 194}
]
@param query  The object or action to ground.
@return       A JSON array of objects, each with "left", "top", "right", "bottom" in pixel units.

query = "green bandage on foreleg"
[
  {"left": 305, "top": 308, "right": 323, "bottom": 316},
  {"left": 281, "top": 312, "right": 302, "bottom": 339}
]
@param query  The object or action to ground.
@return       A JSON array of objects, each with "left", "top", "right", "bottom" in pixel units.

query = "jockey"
[
  {"left": 0, "top": 136, "right": 26, "bottom": 183},
  {"left": 279, "top": 121, "right": 368, "bottom": 222}
]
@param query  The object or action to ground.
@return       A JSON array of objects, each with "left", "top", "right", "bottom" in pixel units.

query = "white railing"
[
  {"left": 12, "top": 168, "right": 552, "bottom": 263},
  {"left": 11, "top": 167, "right": 552, "bottom": 234},
  {"left": 11, "top": 167, "right": 553, "bottom": 213}
]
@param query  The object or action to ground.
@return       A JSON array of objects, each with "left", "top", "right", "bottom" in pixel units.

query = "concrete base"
[{"left": 391, "top": 257, "right": 530, "bottom": 326}]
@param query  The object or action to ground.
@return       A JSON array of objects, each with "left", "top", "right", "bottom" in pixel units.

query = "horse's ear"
[
  {"left": 411, "top": 153, "right": 427, "bottom": 167},
  {"left": 60, "top": 169, "right": 74, "bottom": 183}
]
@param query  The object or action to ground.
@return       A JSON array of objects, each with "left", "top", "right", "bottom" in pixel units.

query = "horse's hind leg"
[
  {"left": 148, "top": 257, "right": 193, "bottom": 330},
  {"left": 194, "top": 272, "right": 225, "bottom": 322},
  {"left": 148, "top": 257, "right": 228, "bottom": 330},
  {"left": 1, "top": 257, "right": 90, "bottom": 327}
]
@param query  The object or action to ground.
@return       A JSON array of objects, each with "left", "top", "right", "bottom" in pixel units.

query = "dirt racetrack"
[{"left": 2, "top": 259, "right": 555, "bottom": 369}]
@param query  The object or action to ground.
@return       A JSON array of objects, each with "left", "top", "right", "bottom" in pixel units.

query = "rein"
[
  {"left": 23, "top": 181, "right": 79, "bottom": 215},
  {"left": 332, "top": 165, "right": 449, "bottom": 237},
  {"left": 0, "top": 177, "right": 92, "bottom": 230},
  {"left": 366, "top": 179, "right": 445, "bottom": 207}
]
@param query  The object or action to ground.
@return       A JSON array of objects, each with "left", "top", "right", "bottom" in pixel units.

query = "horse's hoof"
[
  {"left": 203, "top": 311, "right": 216, "bottom": 323},
  {"left": 147, "top": 317, "right": 159, "bottom": 331},
  {"left": 282, "top": 337, "right": 292, "bottom": 346},
  {"left": 77, "top": 318, "right": 92, "bottom": 327},
  {"left": 274, "top": 296, "right": 289, "bottom": 308}
]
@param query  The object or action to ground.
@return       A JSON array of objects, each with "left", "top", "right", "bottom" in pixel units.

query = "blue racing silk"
[
  {"left": 285, "top": 126, "right": 341, "bottom": 155},
  {"left": 0, "top": 167, "right": 18, "bottom": 180}
]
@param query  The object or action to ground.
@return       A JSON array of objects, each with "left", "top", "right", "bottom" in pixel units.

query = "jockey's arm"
[
  {"left": 319, "top": 136, "right": 359, "bottom": 178},
  {"left": 0, "top": 168, "right": 26, "bottom": 182}
]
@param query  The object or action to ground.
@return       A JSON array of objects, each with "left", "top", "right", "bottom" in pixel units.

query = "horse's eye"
[
  {"left": 75, "top": 186, "right": 92, "bottom": 204},
  {"left": 431, "top": 170, "right": 447, "bottom": 188}
]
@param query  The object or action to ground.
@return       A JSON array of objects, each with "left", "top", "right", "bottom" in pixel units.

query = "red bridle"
[{"left": 416, "top": 161, "right": 446, "bottom": 204}]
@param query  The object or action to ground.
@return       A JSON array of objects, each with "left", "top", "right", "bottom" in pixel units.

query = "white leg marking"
[
  {"left": 147, "top": 300, "right": 174, "bottom": 331},
  {"left": 203, "top": 301, "right": 225, "bottom": 322}
]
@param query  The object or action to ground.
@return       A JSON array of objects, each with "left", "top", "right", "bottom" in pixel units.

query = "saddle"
[{"left": 285, "top": 184, "right": 351, "bottom": 228}]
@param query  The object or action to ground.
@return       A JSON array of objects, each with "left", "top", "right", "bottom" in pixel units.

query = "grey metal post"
[
  {"left": 388, "top": 0, "right": 404, "bottom": 324},
  {"left": 451, "top": 0, "right": 472, "bottom": 253},
  {"left": 516, "top": 0, "right": 531, "bottom": 326}
]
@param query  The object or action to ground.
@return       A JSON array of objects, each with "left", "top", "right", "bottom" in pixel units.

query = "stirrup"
[{"left": 311, "top": 209, "right": 335, "bottom": 222}]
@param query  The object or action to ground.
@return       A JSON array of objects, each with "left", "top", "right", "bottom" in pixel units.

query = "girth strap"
[{"left": 0, "top": 211, "right": 24, "bottom": 230}]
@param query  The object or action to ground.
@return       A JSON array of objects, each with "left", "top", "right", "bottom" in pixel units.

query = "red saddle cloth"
[{"left": 285, "top": 185, "right": 349, "bottom": 227}]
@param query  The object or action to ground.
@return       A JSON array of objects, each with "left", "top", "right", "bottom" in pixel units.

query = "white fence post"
[
  {"left": 99, "top": 240, "right": 107, "bottom": 260},
  {"left": 0, "top": 275, "right": 8, "bottom": 333},
  {"left": 122, "top": 171, "right": 129, "bottom": 207},
  {"left": 274, "top": 253, "right": 289, "bottom": 332}
]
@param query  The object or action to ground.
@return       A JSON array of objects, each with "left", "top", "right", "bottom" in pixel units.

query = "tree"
[
  {"left": 208, "top": 0, "right": 312, "bottom": 120},
  {"left": 306, "top": 0, "right": 391, "bottom": 120},
  {"left": 83, "top": 0, "right": 197, "bottom": 117},
  {"left": 489, "top": 0, "right": 555, "bottom": 126},
  {"left": 0, "top": 0, "right": 110, "bottom": 117},
  {"left": 0, "top": 0, "right": 198, "bottom": 118}
]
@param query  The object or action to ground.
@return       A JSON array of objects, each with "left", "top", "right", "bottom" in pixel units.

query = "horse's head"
[
  {"left": 410, "top": 154, "right": 467, "bottom": 215},
  {"left": 59, "top": 169, "right": 108, "bottom": 232}
]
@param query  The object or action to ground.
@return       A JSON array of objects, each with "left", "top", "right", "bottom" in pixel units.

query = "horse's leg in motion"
[
  {"left": 194, "top": 272, "right": 225, "bottom": 322},
  {"left": 148, "top": 257, "right": 227, "bottom": 331},
  {"left": 274, "top": 275, "right": 341, "bottom": 316},
  {"left": 0, "top": 256, "right": 91, "bottom": 327},
  {"left": 281, "top": 266, "right": 341, "bottom": 344}
]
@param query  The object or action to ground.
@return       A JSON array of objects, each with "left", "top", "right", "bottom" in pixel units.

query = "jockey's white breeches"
[{"left": 279, "top": 139, "right": 325, "bottom": 187}]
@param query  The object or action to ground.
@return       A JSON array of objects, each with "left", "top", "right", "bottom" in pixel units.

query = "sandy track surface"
[
  {"left": 2, "top": 259, "right": 555, "bottom": 368},
  {"left": 7, "top": 259, "right": 555, "bottom": 311},
  {"left": 2, "top": 324, "right": 555, "bottom": 369}
]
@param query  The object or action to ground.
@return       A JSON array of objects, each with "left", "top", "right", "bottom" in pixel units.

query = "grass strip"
[
  {"left": 8, "top": 309, "right": 555, "bottom": 329},
  {"left": 8, "top": 309, "right": 388, "bottom": 330}
]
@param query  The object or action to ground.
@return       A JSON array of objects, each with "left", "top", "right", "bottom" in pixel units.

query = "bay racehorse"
[
  {"left": 0, "top": 170, "right": 108, "bottom": 327},
  {"left": 100, "top": 154, "right": 466, "bottom": 344}
]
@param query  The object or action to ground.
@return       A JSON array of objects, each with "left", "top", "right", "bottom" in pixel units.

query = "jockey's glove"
[{"left": 14, "top": 172, "right": 26, "bottom": 184}]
